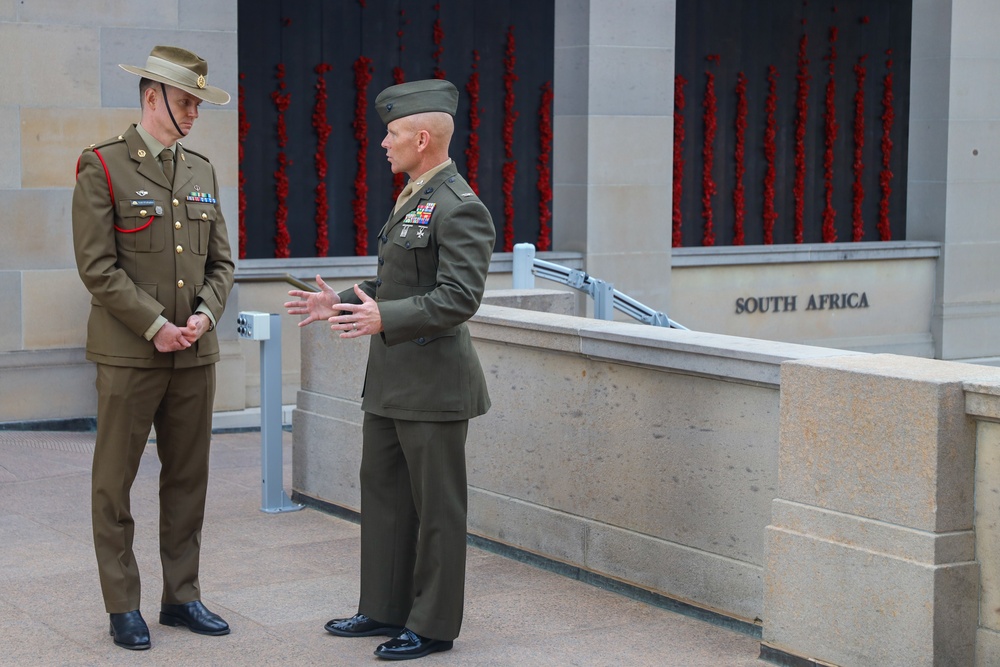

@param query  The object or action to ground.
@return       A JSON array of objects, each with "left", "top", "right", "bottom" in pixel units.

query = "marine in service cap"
[{"left": 375, "top": 79, "right": 459, "bottom": 125}]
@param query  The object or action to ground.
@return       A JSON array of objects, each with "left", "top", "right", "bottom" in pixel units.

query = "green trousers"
[
  {"left": 91, "top": 363, "right": 215, "bottom": 613},
  {"left": 358, "top": 413, "right": 469, "bottom": 641}
]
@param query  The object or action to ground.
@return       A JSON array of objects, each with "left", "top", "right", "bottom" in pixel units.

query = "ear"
[{"left": 415, "top": 129, "right": 431, "bottom": 152}]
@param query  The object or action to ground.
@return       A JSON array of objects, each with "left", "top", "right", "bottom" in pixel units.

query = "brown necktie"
[
  {"left": 160, "top": 148, "right": 174, "bottom": 185},
  {"left": 393, "top": 181, "right": 416, "bottom": 214}
]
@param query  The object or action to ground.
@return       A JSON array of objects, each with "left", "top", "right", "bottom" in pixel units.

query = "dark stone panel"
[{"left": 238, "top": 0, "right": 555, "bottom": 258}]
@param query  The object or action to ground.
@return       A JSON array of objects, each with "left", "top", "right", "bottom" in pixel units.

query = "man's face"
[
  {"left": 148, "top": 84, "right": 202, "bottom": 141},
  {"left": 381, "top": 118, "right": 419, "bottom": 176}
]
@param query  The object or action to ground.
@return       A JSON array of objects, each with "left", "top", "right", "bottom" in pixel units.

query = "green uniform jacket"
[
  {"left": 340, "top": 162, "right": 495, "bottom": 422},
  {"left": 72, "top": 125, "right": 234, "bottom": 368}
]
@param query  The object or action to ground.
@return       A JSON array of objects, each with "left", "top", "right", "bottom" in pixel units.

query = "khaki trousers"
[
  {"left": 91, "top": 363, "right": 215, "bottom": 613},
  {"left": 358, "top": 413, "right": 469, "bottom": 641}
]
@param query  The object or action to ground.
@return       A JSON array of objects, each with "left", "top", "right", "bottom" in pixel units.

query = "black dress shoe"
[
  {"left": 374, "top": 629, "right": 453, "bottom": 660},
  {"left": 325, "top": 613, "right": 403, "bottom": 637},
  {"left": 159, "top": 600, "right": 230, "bottom": 636},
  {"left": 109, "top": 610, "right": 151, "bottom": 650}
]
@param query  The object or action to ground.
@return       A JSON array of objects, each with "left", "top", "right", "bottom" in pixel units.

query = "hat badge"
[
  {"left": 197, "top": 75, "right": 206, "bottom": 89},
  {"left": 386, "top": 103, "right": 393, "bottom": 111}
]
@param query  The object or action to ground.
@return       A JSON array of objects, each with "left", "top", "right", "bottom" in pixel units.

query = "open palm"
[{"left": 284, "top": 275, "right": 342, "bottom": 326}]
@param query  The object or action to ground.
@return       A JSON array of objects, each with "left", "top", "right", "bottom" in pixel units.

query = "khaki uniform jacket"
[
  {"left": 340, "top": 162, "right": 495, "bottom": 422},
  {"left": 72, "top": 125, "right": 234, "bottom": 368}
]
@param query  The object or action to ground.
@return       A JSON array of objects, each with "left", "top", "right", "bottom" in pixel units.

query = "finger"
[
  {"left": 353, "top": 284, "right": 371, "bottom": 301},
  {"left": 316, "top": 275, "right": 331, "bottom": 291},
  {"left": 335, "top": 303, "right": 357, "bottom": 314}
]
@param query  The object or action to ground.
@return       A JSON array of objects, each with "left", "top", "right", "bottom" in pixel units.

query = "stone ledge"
[
  {"left": 673, "top": 240, "right": 941, "bottom": 267},
  {"left": 770, "top": 499, "right": 975, "bottom": 565},
  {"left": 472, "top": 304, "right": 861, "bottom": 385}
]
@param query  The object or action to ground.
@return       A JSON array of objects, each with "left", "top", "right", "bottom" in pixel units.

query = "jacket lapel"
[
  {"left": 173, "top": 145, "right": 194, "bottom": 195},
  {"left": 124, "top": 126, "right": 171, "bottom": 190}
]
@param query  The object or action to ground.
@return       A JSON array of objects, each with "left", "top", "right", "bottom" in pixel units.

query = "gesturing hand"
[
  {"left": 284, "top": 275, "right": 343, "bottom": 327},
  {"left": 328, "top": 284, "right": 382, "bottom": 338}
]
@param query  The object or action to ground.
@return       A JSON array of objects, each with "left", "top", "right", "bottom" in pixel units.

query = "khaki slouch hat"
[{"left": 120, "top": 45, "right": 230, "bottom": 105}]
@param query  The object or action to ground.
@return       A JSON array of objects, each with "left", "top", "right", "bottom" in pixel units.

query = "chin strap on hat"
[{"left": 161, "top": 82, "right": 184, "bottom": 137}]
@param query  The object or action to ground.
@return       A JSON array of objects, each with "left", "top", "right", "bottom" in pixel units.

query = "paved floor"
[{"left": 0, "top": 429, "right": 764, "bottom": 666}]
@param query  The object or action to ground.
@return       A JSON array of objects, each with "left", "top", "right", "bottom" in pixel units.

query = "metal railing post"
[
  {"left": 236, "top": 311, "right": 303, "bottom": 514},
  {"left": 592, "top": 278, "right": 615, "bottom": 320},
  {"left": 512, "top": 243, "right": 536, "bottom": 289}
]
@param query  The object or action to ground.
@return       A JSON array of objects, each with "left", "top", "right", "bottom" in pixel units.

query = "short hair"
[{"left": 139, "top": 77, "right": 156, "bottom": 107}]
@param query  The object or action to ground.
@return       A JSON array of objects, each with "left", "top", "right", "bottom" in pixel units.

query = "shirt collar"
[
  {"left": 135, "top": 123, "right": 174, "bottom": 158},
  {"left": 407, "top": 158, "right": 453, "bottom": 190}
]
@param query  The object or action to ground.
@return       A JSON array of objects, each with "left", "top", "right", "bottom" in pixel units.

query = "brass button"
[
  {"left": 201, "top": 212, "right": 208, "bottom": 220},
  {"left": 172, "top": 199, "right": 179, "bottom": 207},
  {"left": 139, "top": 209, "right": 147, "bottom": 216},
  {"left": 175, "top": 221, "right": 182, "bottom": 229},
  {"left": 177, "top": 280, "right": 185, "bottom": 288},
  {"left": 176, "top": 245, "right": 183, "bottom": 254}
]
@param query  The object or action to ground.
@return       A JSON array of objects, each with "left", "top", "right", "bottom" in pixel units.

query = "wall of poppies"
[
  {"left": 237, "top": 0, "right": 555, "bottom": 259},
  {"left": 673, "top": 0, "right": 911, "bottom": 246}
]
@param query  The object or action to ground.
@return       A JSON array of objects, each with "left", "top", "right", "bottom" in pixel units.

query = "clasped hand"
[
  {"left": 152, "top": 313, "right": 210, "bottom": 353},
  {"left": 284, "top": 275, "right": 381, "bottom": 338}
]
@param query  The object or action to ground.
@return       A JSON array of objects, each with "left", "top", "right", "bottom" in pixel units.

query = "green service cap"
[{"left": 375, "top": 79, "right": 459, "bottom": 124}]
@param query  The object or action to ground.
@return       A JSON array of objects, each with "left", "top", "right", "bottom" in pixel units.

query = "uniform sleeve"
[
  {"left": 337, "top": 280, "right": 378, "bottom": 305},
  {"left": 194, "top": 165, "right": 235, "bottom": 321},
  {"left": 72, "top": 150, "right": 166, "bottom": 337},
  {"left": 377, "top": 199, "right": 495, "bottom": 346}
]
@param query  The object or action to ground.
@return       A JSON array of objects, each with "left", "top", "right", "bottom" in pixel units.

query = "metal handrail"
[
  {"left": 512, "top": 243, "right": 687, "bottom": 329},
  {"left": 235, "top": 272, "right": 318, "bottom": 292}
]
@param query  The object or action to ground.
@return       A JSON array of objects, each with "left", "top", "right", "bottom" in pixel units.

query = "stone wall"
[
  {"left": 292, "top": 298, "right": 855, "bottom": 624},
  {"left": 0, "top": 2, "right": 241, "bottom": 423},
  {"left": 293, "top": 296, "right": 1000, "bottom": 666}
]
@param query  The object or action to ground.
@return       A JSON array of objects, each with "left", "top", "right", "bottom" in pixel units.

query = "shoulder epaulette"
[
  {"left": 86, "top": 135, "right": 127, "bottom": 152},
  {"left": 444, "top": 175, "right": 480, "bottom": 203},
  {"left": 178, "top": 143, "right": 212, "bottom": 164}
]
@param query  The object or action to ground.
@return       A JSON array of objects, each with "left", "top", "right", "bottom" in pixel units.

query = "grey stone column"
[
  {"left": 763, "top": 354, "right": 995, "bottom": 666},
  {"left": 553, "top": 0, "right": 675, "bottom": 314},
  {"left": 907, "top": 1, "right": 1000, "bottom": 362}
]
